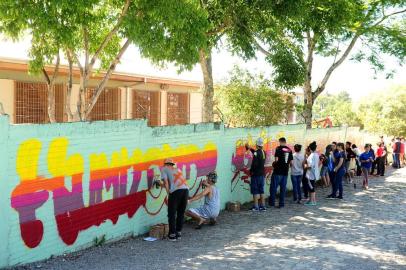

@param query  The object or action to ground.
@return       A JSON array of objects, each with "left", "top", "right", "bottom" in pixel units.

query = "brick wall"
[{"left": 0, "top": 116, "right": 373, "bottom": 268}]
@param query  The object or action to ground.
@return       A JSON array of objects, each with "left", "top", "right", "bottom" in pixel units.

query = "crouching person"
[
  {"left": 160, "top": 158, "right": 189, "bottom": 241},
  {"left": 186, "top": 172, "right": 220, "bottom": 229}
]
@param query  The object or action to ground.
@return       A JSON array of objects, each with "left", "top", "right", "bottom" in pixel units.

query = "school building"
[{"left": 0, "top": 58, "right": 203, "bottom": 126}]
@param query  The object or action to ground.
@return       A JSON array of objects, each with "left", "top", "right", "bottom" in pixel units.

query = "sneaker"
[
  {"left": 259, "top": 206, "right": 267, "bottom": 212},
  {"left": 176, "top": 232, "right": 182, "bottom": 239},
  {"left": 250, "top": 206, "right": 259, "bottom": 212},
  {"left": 296, "top": 200, "right": 301, "bottom": 204},
  {"left": 337, "top": 196, "right": 343, "bottom": 200},
  {"left": 326, "top": 195, "right": 336, "bottom": 199},
  {"left": 209, "top": 219, "right": 217, "bottom": 226},
  {"left": 277, "top": 205, "right": 284, "bottom": 209},
  {"left": 305, "top": 201, "right": 316, "bottom": 206},
  {"left": 168, "top": 234, "right": 177, "bottom": 242}
]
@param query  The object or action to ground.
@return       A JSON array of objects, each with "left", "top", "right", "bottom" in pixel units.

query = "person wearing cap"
[
  {"left": 186, "top": 172, "right": 220, "bottom": 229},
  {"left": 270, "top": 137, "right": 293, "bottom": 208},
  {"left": 160, "top": 158, "right": 189, "bottom": 241},
  {"left": 248, "top": 137, "right": 267, "bottom": 211}
]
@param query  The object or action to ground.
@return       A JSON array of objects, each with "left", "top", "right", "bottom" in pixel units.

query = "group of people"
[
  {"left": 157, "top": 158, "right": 220, "bottom": 241},
  {"left": 154, "top": 135, "right": 402, "bottom": 241},
  {"left": 247, "top": 136, "right": 398, "bottom": 210}
]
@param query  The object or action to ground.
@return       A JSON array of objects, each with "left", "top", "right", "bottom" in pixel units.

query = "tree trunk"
[
  {"left": 303, "top": 81, "right": 313, "bottom": 129},
  {"left": 199, "top": 49, "right": 214, "bottom": 123},
  {"left": 47, "top": 85, "right": 56, "bottom": 123}
]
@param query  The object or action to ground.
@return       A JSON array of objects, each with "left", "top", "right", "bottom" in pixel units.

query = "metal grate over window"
[
  {"left": 14, "top": 81, "right": 65, "bottom": 124},
  {"left": 86, "top": 88, "right": 121, "bottom": 121},
  {"left": 167, "top": 92, "right": 189, "bottom": 126},
  {"left": 132, "top": 90, "right": 160, "bottom": 126}
]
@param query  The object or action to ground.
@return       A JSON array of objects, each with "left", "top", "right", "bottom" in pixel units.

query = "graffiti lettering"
[{"left": 11, "top": 138, "right": 217, "bottom": 248}]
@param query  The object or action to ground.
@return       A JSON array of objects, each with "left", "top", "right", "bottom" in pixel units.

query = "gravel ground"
[{"left": 9, "top": 167, "right": 406, "bottom": 270}]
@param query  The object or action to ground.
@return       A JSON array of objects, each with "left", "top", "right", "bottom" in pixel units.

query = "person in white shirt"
[
  {"left": 290, "top": 144, "right": 305, "bottom": 204},
  {"left": 304, "top": 141, "right": 320, "bottom": 206}
]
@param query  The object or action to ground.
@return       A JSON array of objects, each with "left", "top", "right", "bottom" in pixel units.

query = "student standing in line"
[
  {"left": 327, "top": 143, "right": 346, "bottom": 199},
  {"left": 291, "top": 144, "right": 305, "bottom": 204},
  {"left": 319, "top": 152, "right": 330, "bottom": 188},
  {"left": 393, "top": 138, "right": 401, "bottom": 168},
  {"left": 301, "top": 146, "right": 311, "bottom": 202},
  {"left": 304, "top": 141, "right": 320, "bottom": 206},
  {"left": 400, "top": 137, "right": 405, "bottom": 166},
  {"left": 359, "top": 144, "right": 374, "bottom": 189},
  {"left": 249, "top": 138, "right": 267, "bottom": 211},
  {"left": 326, "top": 144, "right": 336, "bottom": 197},
  {"left": 376, "top": 142, "right": 386, "bottom": 177},
  {"left": 270, "top": 137, "right": 293, "bottom": 208},
  {"left": 345, "top": 142, "right": 356, "bottom": 183}
]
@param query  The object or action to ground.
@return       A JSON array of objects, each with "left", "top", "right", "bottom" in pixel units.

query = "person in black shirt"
[
  {"left": 249, "top": 137, "right": 267, "bottom": 211},
  {"left": 269, "top": 137, "right": 293, "bottom": 208}
]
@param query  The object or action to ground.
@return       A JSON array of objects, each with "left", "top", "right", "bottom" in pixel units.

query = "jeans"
[
  {"left": 332, "top": 169, "right": 345, "bottom": 198},
  {"left": 168, "top": 189, "right": 189, "bottom": 235},
  {"left": 269, "top": 174, "right": 288, "bottom": 207},
  {"left": 329, "top": 171, "right": 336, "bottom": 196},
  {"left": 393, "top": 154, "right": 400, "bottom": 168},
  {"left": 291, "top": 174, "right": 302, "bottom": 201}
]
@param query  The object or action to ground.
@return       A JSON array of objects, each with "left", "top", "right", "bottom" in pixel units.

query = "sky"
[{"left": 1, "top": 35, "right": 405, "bottom": 102}]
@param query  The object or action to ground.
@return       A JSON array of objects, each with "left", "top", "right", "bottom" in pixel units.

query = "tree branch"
[
  {"left": 314, "top": 34, "right": 359, "bottom": 99},
  {"left": 371, "top": 8, "right": 406, "bottom": 28},
  {"left": 253, "top": 38, "right": 271, "bottom": 56},
  {"left": 68, "top": 48, "right": 83, "bottom": 74},
  {"left": 88, "top": 0, "right": 131, "bottom": 70},
  {"left": 84, "top": 39, "right": 131, "bottom": 118},
  {"left": 65, "top": 50, "right": 74, "bottom": 121}
]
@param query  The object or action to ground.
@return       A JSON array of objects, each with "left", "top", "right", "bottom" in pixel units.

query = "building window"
[
  {"left": 15, "top": 81, "right": 65, "bottom": 124},
  {"left": 132, "top": 90, "right": 160, "bottom": 126},
  {"left": 167, "top": 92, "right": 189, "bottom": 125},
  {"left": 86, "top": 88, "right": 121, "bottom": 121}
]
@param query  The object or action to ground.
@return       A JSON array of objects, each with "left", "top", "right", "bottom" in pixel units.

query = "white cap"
[{"left": 256, "top": 137, "right": 264, "bottom": 147}]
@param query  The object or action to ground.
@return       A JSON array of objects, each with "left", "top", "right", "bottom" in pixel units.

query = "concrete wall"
[{"left": 0, "top": 116, "right": 374, "bottom": 268}]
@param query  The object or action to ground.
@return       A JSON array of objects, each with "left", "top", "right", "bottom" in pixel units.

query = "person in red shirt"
[{"left": 376, "top": 143, "right": 386, "bottom": 176}]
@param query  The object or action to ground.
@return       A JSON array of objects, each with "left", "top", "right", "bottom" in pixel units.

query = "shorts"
[
  {"left": 250, "top": 175, "right": 265, "bottom": 195},
  {"left": 345, "top": 161, "right": 351, "bottom": 171},
  {"left": 320, "top": 166, "right": 328, "bottom": 177},
  {"left": 306, "top": 178, "right": 316, "bottom": 193}
]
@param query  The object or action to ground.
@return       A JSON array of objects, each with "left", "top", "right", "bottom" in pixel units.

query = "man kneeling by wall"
[{"left": 186, "top": 172, "right": 220, "bottom": 229}]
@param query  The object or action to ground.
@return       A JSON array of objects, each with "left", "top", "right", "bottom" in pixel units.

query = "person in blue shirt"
[
  {"left": 359, "top": 144, "right": 374, "bottom": 189},
  {"left": 327, "top": 142, "right": 346, "bottom": 199}
]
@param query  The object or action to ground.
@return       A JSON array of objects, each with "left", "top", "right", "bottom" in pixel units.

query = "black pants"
[
  {"left": 301, "top": 175, "right": 308, "bottom": 199},
  {"left": 168, "top": 189, "right": 189, "bottom": 235},
  {"left": 377, "top": 157, "right": 385, "bottom": 176},
  {"left": 371, "top": 159, "right": 377, "bottom": 175}
]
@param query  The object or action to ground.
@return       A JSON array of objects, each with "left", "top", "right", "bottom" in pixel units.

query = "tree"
[
  {"left": 358, "top": 85, "right": 406, "bottom": 136},
  {"left": 313, "top": 91, "right": 361, "bottom": 127},
  {"left": 214, "top": 67, "right": 293, "bottom": 127},
  {"left": 250, "top": 0, "right": 406, "bottom": 128},
  {"left": 197, "top": 1, "right": 254, "bottom": 123},
  {"left": 0, "top": 0, "right": 208, "bottom": 122}
]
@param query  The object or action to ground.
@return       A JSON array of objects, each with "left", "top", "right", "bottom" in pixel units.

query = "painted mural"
[
  {"left": 231, "top": 130, "right": 297, "bottom": 193},
  {"left": 11, "top": 137, "right": 217, "bottom": 248},
  {"left": 0, "top": 115, "right": 375, "bottom": 268}
]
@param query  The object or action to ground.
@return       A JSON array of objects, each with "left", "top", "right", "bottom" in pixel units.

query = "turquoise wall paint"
[{"left": 0, "top": 115, "right": 372, "bottom": 268}]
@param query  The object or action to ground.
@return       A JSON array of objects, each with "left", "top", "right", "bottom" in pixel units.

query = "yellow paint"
[
  {"left": 47, "top": 138, "right": 84, "bottom": 176},
  {"left": 16, "top": 139, "right": 42, "bottom": 181}
]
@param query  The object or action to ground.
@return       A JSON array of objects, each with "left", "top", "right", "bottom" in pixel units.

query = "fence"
[{"left": 0, "top": 115, "right": 376, "bottom": 268}]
